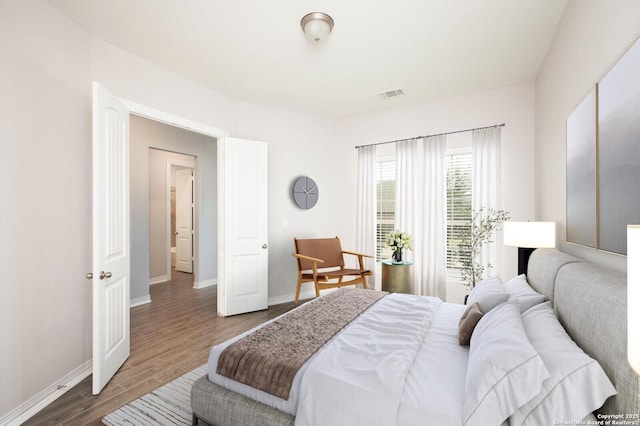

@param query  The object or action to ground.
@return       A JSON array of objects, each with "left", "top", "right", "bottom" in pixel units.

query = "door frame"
[
  {"left": 124, "top": 100, "right": 229, "bottom": 141},
  {"left": 166, "top": 158, "right": 196, "bottom": 280},
  {"left": 122, "top": 100, "right": 229, "bottom": 295},
  {"left": 90, "top": 90, "right": 228, "bottom": 392}
]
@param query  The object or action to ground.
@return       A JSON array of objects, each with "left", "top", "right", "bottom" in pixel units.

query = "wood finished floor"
[{"left": 24, "top": 269, "right": 300, "bottom": 426}]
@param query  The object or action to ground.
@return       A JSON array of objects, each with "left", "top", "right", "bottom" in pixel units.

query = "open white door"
[
  {"left": 91, "top": 82, "right": 130, "bottom": 394},
  {"left": 175, "top": 168, "right": 193, "bottom": 273},
  {"left": 218, "top": 138, "right": 268, "bottom": 316}
]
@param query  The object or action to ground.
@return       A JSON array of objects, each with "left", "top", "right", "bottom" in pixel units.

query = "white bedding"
[
  {"left": 207, "top": 292, "right": 469, "bottom": 423},
  {"left": 295, "top": 294, "right": 468, "bottom": 426}
]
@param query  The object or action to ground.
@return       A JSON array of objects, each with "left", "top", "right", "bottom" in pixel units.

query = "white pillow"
[
  {"left": 463, "top": 301, "right": 550, "bottom": 426},
  {"left": 503, "top": 274, "right": 546, "bottom": 313},
  {"left": 510, "top": 302, "right": 617, "bottom": 425},
  {"left": 466, "top": 276, "right": 508, "bottom": 313}
]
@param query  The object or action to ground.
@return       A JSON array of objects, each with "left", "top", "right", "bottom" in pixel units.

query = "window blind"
[
  {"left": 376, "top": 160, "right": 395, "bottom": 261},
  {"left": 375, "top": 150, "right": 472, "bottom": 269},
  {"left": 446, "top": 151, "right": 472, "bottom": 273}
]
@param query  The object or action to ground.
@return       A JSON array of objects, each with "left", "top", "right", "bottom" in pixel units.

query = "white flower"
[{"left": 385, "top": 230, "right": 413, "bottom": 251}]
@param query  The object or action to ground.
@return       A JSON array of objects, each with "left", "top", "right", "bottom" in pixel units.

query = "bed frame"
[
  {"left": 191, "top": 248, "right": 639, "bottom": 425},
  {"left": 526, "top": 249, "right": 638, "bottom": 417}
]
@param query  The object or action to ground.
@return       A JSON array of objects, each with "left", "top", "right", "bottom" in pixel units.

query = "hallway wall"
[{"left": 130, "top": 116, "right": 216, "bottom": 302}]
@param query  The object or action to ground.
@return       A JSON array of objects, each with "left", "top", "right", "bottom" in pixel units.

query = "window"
[
  {"left": 374, "top": 146, "right": 472, "bottom": 274},
  {"left": 446, "top": 149, "right": 472, "bottom": 276},
  {"left": 375, "top": 159, "right": 395, "bottom": 261}
]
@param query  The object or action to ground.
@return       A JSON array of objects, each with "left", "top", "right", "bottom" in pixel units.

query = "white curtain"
[
  {"left": 356, "top": 145, "right": 377, "bottom": 288},
  {"left": 472, "top": 126, "right": 502, "bottom": 278},
  {"left": 419, "top": 135, "right": 447, "bottom": 298},
  {"left": 395, "top": 139, "right": 418, "bottom": 267}
]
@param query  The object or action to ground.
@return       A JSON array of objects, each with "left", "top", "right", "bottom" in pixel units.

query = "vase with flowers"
[{"left": 385, "top": 230, "right": 413, "bottom": 264}]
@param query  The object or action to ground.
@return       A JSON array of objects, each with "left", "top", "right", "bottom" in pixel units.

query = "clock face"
[{"left": 293, "top": 176, "right": 319, "bottom": 209}]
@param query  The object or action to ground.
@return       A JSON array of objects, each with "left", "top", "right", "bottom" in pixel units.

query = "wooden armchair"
[{"left": 292, "top": 237, "right": 373, "bottom": 303}]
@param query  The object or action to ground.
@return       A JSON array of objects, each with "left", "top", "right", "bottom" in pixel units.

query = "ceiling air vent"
[{"left": 378, "top": 89, "right": 405, "bottom": 99}]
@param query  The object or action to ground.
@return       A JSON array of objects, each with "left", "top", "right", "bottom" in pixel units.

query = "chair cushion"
[
  {"left": 322, "top": 268, "right": 370, "bottom": 277},
  {"left": 302, "top": 269, "right": 370, "bottom": 281}
]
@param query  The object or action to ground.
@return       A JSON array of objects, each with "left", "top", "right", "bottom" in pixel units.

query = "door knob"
[
  {"left": 86, "top": 273, "right": 93, "bottom": 279},
  {"left": 262, "top": 244, "right": 268, "bottom": 249},
  {"left": 99, "top": 271, "right": 112, "bottom": 280}
]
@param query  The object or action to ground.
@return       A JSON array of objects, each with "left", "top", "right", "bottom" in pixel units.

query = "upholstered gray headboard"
[{"left": 527, "top": 249, "right": 639, "bottom": 417}]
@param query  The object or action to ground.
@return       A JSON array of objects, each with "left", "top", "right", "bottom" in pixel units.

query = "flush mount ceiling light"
[{"left": 300, "top": 12, "right": 334, "bottom": 43}]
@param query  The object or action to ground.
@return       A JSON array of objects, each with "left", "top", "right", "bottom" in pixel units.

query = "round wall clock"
[{"left": 293, "top": 176, "right": 319, "bottom": 209}]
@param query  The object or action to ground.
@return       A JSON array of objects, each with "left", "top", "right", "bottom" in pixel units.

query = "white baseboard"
[
  {"left": 130, "top": 295, "right": 151, "bottom": 307},
  {"left": 194, "top": 278, "right": 217, "bottom": 289},
  {"left": 0, "top": 360, "right": 92, "bottom": 426},
  {"left": 149, "top": 275, "right": 169, "bottom": 285}
]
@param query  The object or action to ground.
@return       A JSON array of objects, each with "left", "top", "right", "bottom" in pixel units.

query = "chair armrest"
[
  {"left": 293, "top": 253, "right": 325, "bottom": 277},
  {"left": 342, "top": 250, "right": 373, "bottom": 271},
  {"left": 342, "top": 250, "right": 374, "bottom": 259},
  {"left": 292, "top": 253, "right": 325, "bottom": 264}
]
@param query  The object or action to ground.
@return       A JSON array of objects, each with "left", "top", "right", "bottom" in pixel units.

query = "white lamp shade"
[
  {"left": 628, "top": 225, "right": 640, "bottom": 375},
  {"left": 504, "top": 222, "right": 556, "bottom": 248},
  {"left": 304, "top": 20, "right": 331, "bottom": 42}
]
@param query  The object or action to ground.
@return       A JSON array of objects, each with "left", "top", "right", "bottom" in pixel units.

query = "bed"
[{"left": 191, "top": 249, "right": 639, "bottom": 425}]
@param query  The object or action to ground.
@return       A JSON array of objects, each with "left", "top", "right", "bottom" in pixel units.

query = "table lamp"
[{"left": 504, "top": 221, "right": 556, "bottom": 275}]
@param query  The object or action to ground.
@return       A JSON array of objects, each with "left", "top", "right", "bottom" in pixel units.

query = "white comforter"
[
  {"left": 295, "top": 293, "right": 468, "bottom": 426},
  {"left": 208, "top": 292, "right": 469, "bottom": 425}
]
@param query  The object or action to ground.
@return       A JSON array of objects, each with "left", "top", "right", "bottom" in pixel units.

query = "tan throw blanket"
[{"left": 216, "top": 288, "right": 387, "bottom": 400}]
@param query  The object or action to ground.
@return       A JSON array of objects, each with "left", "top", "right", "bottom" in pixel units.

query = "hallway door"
[
  {"left": 217, "top": 138, "right": 268, "bottom": 316},
  {"left": 91, "top": 82, "right": 130, "bottom": 394},
  {"left": 175, "top": 167, "right": 193, "bottom": 273}
]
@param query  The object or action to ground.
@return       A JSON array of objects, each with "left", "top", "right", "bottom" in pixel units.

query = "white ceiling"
[{"left": 49, "top": 0, "right": 568, "bottom": 118}]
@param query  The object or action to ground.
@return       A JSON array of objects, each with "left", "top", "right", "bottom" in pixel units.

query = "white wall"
[
  {"left": 0, "top": 2, "right": 351, "bottom": 418},
  {"left": 336, "top": 82, "right": 537, "bottom": 301},
  {"left": 89, "top": 37, "right": 238, "bottom": 137},
  {"left": 234, "top": 101, "right": 355, "bottom": 303},
  {"left": 535, "top": 0, "right": 640, "bottom": 273},
  {"left": 130, "top": 116, "right": 218, "bottom": 294},
  {"left": 0, "top": 0, "right": 93, "bottom": 418},
  {"left": 0, "top": 0, "right": 580, "bottom": 419},
  {"left": 234, "top": 83, "right": 538, "bottom": 304},
  {"left": 130, "top": 116, "right": 217, "bottom": 300}
]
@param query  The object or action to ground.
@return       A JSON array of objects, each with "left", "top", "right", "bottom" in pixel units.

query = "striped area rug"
[{"left": 103, "top": 365, "right": 207, "bottom": 425}]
